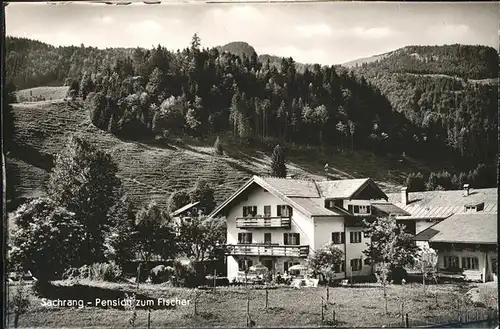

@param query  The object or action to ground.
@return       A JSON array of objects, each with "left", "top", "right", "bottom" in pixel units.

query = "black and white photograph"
[{"left": 3, "top": 1, "right": 499, "bottom": 328}]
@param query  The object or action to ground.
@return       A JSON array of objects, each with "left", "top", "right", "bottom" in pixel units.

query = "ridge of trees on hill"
[
  {"left": 5, "top": 36, "right": 498, "bottom": 179},
  {"left": 354, "top": 45, "right": 498, "bottom": 80},
  {"left": 351, "top": 45, "right": 498, "bottom": 164},
  {"left": 405, "top": 163, "right": 495, "bottom": 192}
]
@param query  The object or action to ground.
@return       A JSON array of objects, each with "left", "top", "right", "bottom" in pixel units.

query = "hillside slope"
[{"left": 7, "top": 90, "right": 438, "bottom": 211}]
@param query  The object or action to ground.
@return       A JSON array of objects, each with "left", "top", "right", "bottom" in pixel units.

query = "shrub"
[
  {"left": 65, "top": 263, "right": 123, "bottom": 282},
  {"left": 389, "top": 267, "right": 408, "bottom": 284},
  {"left": 89, "top": 263, "right": 123, "bottom": 282},
  {"left": 171, "top": 260, "right": 203, "bottom": 288}
]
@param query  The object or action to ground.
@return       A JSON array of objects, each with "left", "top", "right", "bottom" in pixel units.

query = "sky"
[{"left": 5, "top": 2, "right": 499, "bottom": 65}]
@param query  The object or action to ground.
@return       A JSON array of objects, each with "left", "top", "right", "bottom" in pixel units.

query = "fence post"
[
  {"left": 405, "top": 313, "right": 409, "bottom": 328},
  {"left": 332, "top": 309, "right": 336, "bottom": 322},
  {"left": 327, "top": 285, "right": 330, "bottom": 303},
  {"left": 265, "top": 287, "right": 268, "bottom": 310},
  {"left": 213, "top": 269, "right": 217, "bottom": 293},
  {"left": 147, "top": 309, "right": 151, "bottom": 329},
  {"left": 246, "top": 292, "right": 250, "bottom": 328},
  {"left": 194, "top": 289, "right": 198, "bottom": 315},
  {"left": 321, "top": 297, "right": 324, "bottom": 322}
]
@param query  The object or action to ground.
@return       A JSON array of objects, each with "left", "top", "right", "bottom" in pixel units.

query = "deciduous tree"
[
  {"left": 48, "top": 135, "right": 121, "bottom": 264},
  {"left": 9, "top": 198, "right": 84, "bottom": 280},
  {"left": 307, "top": 242, "right": 344, "bottom": 285},
  {"left": 363, "top": 215, "right": 419, "bottom": 314},
  {"left": 135, "top": 201, "right": 176, "bottom": 262}
]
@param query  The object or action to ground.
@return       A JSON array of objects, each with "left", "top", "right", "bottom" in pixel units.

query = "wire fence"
[{"left": 384, "top": 308, "right": 498, "bottom": 328}]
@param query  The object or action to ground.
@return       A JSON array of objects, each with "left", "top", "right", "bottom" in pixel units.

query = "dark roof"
[
  {"left": 371, "top": 202, "right": 411, "bottom": 216},
  {"left": 385, "top": 188, "right": 497, "bottom": 219},
  {"left": 260, "top": 177, "right": 320, "bottom": 197},
  {"left": 414, "top": 212, "right": 497, "bottom": 244},
  {"left": 289, "top": 197, "right": 351, "bottom": 217},
  {"left": 316, "top": 178, "right": 369, "bottom": 199},
  {"left": 209, "top": 175, "right": 385, "bottom": 219}
]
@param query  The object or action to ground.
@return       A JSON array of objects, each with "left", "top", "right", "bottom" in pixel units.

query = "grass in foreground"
[{"left": 6, "top": 280, "right": 497, "bottom": 328}]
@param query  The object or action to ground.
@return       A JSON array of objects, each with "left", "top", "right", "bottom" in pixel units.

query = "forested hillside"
[
  {"left": 5, "top": 37, "right": 497, "bottom": 189},
  {"left": 350, "top": 44, "right": 498, "bottom": 163}
]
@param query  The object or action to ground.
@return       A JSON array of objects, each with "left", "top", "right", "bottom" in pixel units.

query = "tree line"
[
  {"left": 405, "top": 163, "right": 495, "bottom": 192},
  {"left": 6, "top": 36, "right": 498, "bottom": 171}
]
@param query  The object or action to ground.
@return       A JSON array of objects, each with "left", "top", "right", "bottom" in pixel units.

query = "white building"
[{"left": 209, "top": 175, "right": 403, "bottom": 282}]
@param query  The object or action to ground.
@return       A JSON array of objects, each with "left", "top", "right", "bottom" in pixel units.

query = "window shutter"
[
  {"left": 297, "top": 234, "right": 300, "bottom": 245},
  {"left": 243, "top": 207, "right": 247, "bottom": 217},
  {"left": 341, "top": 232, "right": 345, "bottom": 243},
  {"left": 277, "top": 206, "right": 282, "bottom": 217},
  {"left": 283, "top": 233, "right": 288, "bottom": 245}
]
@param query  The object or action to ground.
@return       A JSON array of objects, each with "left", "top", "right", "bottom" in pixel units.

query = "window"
[
  {"left": 264, "top": 233, "right": 272, "bottom": 244},
  {"left": 334, "top": 261, "right": 345, "bottom": 273},
  {"left": 350, "top": 258, "right": 362, "bottom": 271},
  {"left": 238, "top": 259, "right": 253, "bottom": 271},
  {"left": 331, "top": 232, "right": 345, "bottom": 244},
  {"left": 350, "top": 231, "right": 362, "bottom": 244},
  {"left": 243, "top": 206, "right": 257, "bottom": 217},
  {"left": 238, "top": 233, "right": 253, "bottom": 244},
  {"left": 461, "top": 257, "right": 479, "bottom": 270},
  {"left": 284, "top": 261, "right": 300, "bottom": 273},
  {"left": 277, "top": 205, "right": 292, "bottom": 217},
  {"left": 348, "top": 204, "right": 371, "bottom": 214},
  {"left": 443, "top": 256, "right": 459, "bottom": 269},
  {"left": 264, "top": 205, "right": 271, "bottom": 217},
  {"left": 283, "top": 233, "right": 300, "bottom": 245}
]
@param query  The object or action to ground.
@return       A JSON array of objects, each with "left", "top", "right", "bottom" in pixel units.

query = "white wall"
[
  {"left": 438, "top": 249, "right": 494, "bottom": 282},
  {"left": 345, "top": 226, "right": 372, "bottom": 277},
  {"left": 226, "top": 186, "right": 312, "bottom": 246},
  {"left": 225, "top": 185, "right": 314, "bottom": 279}
]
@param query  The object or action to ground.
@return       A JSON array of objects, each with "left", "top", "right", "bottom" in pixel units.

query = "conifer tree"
[{"left": 270, "top": 144, "right": 287, "bottom": 178}]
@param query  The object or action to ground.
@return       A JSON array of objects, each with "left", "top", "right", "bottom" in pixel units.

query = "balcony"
[
  {"left": 227, "top": 244, "right": 309, "bottom": 257},
  {"left": 236, "top": 216, "right": 291, "bottom": 229}
]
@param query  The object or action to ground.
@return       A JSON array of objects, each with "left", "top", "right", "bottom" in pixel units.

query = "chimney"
[
  {"left": 401, "top": 187, "right": 409, "bottom": 205},
  {"left": 463, "top": 184, "right": 470, "bottom": 197}
]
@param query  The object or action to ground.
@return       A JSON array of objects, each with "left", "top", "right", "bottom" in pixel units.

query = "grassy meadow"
[{"left": 7, "top": 280, "right": 498, "bottom": 328}]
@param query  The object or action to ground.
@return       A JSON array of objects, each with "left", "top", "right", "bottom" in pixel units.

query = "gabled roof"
[
  {"left": 316, "top": 178, "right": 388, "bottom": 200},
  {"left": 171, "top": 201, "right": 200, "bottom": 217},
  {"left": 259, "top": 177, "right": 321, "bottom": 197},
  {"left": 371, "top": 202, "right": 411, "bottom": 216},
  {"left": 289, "top": 197, "right": 351, "bottom": 217},
  {"left": 386, "top": 188, "right": 497, "bottom": 219},
  {"left": 414, "top": 212, "right": 497, "bottom": 244},
  {"left": 209, "top": 176, "right": 351, "bottom": 219}
]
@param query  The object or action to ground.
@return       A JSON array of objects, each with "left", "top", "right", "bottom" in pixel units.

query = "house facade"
[
  {"left": 393, "top": 185, "right": 497, "bottom": 283},
  {"left": 209, "top": 175, "right": 401, "bottom": 282}
]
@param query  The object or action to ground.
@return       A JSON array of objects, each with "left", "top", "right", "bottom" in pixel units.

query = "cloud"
[
  {"left": 101, "top": 16, "right": 114, "bottom": 24},
  {"left": 127, "top": 20, "right": 163, "bottom": 34},
  {"left": 295, "top": 23, "right": 332, "bottom": 37},
  {"left": 295, "top": 24, "right": 397, "bottom": 39},
  {"left": 428, "top": 24, "right": 471, "bottom": 38}
]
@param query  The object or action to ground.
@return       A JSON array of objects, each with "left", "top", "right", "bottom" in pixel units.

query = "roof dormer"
[{"left": 464, "top": 202, "right": 484, "bottom": 212}]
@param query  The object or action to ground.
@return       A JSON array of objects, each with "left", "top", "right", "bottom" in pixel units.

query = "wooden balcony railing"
[
  {"left": 236, "top": 216, "right": 291, "bottom": 229},
  {"left": 227, "top": 244, "right": 309, "bottom": 257}
]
